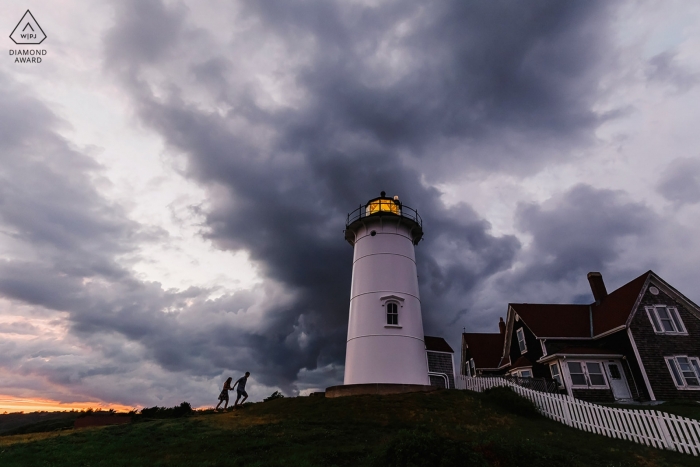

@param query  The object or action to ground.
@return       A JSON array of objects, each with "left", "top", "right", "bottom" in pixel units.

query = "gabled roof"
[
  {"left": 424, "top": 336, "right": 454, "bottom": 353},
  {"left": 510, "top": 303, "right": 590, "bottom": 338},
  {"left": 511, "top": 271, "right": 653, "bottom": 339},
  {"left": 592, "top": 271, "right": 650, "bottom": 335},
  {"left": 510, "top": 355, "right": 533, "bottom": 369},
  {"left": 463, "top": 333, "right": 504, "bottom": 369}
]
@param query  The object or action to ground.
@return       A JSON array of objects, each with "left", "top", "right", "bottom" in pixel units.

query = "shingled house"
[
  {"left": 461, "top": 271, "right": 700, "bottom": 402},
  {"left": 425, "top": 336, "right": 456, "bottom": 389}
]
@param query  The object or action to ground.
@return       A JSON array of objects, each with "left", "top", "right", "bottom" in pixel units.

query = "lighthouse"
[{"left": 342, "top": 192, "right": 429, "bottom": 386}]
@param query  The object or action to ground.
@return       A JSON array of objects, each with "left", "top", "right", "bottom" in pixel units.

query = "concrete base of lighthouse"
[{"left": 325, "top": 383, "right": 437, "bottom": 398}]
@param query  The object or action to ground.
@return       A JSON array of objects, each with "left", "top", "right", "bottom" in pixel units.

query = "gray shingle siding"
[
  {"left": 427, "top": 351, "right": 455, "bottom": 388},
  {"left": 630, "top": 286, "right": 700, "bottom": 401}
]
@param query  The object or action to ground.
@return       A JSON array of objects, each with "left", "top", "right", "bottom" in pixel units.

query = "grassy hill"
[{"left": 0, "top": 389, "right": 697, "bottom": 466}]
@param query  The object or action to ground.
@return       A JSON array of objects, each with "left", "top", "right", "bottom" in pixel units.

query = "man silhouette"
[{"left": 233, "top": 372, "right": 250, "bottom": 408}]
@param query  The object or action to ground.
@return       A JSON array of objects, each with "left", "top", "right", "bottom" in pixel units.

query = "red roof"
[
  {"left": 592, "top": 271, "right": 650, "bottom": 335},
  {"left": 511, "top": 355, "right": 533, "bottom": 369},
  {"left": 424, "top": 336, "right": 454, "bottom": 353},
  {"left": 511, "top": 271, "right": 652, "bottom": 338},
  {"left": 463, "top": 333, "right": 504, "bottom": 369},
  {"left": 510, "top": 303, "right": 591, "bottom": 338}
]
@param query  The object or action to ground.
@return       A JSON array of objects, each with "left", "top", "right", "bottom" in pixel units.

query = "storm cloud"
[
  {"left": 97, "top": 0, "right": 619, "bottom": 386},
  {"left": 1, "top": 0, "right": 699, "bottom": 408}
]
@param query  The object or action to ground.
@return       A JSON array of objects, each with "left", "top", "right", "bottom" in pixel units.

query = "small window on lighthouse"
[{"left": 387, "top": 302, "right": 399, "bottom": 325}]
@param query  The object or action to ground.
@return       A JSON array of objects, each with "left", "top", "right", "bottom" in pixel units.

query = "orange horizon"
[{"left": 0, "top": 395, "right": 137, "bottom": 414}]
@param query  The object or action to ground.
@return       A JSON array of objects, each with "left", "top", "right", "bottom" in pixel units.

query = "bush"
[
  {"left": 481, "top": 386, "right": 540, "bottom": 418},
  {"left": 140, "top": 402, "right": 193, "bottom": 419},
  {"left": 375, "top": 430, "right": 487, "bottom": 467},
  {"left": 263, "top": 391, "right": 285, "bottom": 402}
]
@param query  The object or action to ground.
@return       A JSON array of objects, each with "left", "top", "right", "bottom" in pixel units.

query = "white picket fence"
[{"left": 456, "top": 375, "right": 700, "bottom": 456}]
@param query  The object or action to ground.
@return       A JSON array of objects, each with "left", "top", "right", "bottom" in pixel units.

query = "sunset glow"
[{"left": 0, "top": 396, "right": 135, "bottom": 414}]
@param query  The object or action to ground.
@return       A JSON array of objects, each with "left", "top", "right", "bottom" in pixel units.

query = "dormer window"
[
  {"left": 646, "top": 306, "right": 687, "bottom": 335},
  {"left": 516, "top": 328, "right": 527, "bottom": 354}
]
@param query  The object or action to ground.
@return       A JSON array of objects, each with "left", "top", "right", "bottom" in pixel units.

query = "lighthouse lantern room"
[{"left": 343, "top": 192, "right": 429, "bottom": 386}]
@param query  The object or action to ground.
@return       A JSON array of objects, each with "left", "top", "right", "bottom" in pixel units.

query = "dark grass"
[
  {"left": 0, "top": 413, "right": 79, "bottom": 436},
  {"left": 0, "top": 390, "right": 697, "bottom": 466}
]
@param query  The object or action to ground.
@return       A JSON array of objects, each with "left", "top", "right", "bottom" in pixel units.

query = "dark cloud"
[
  {"left": 97, "top": 0, "right": 621, "bottom": 389},
  {"left": 0, "top": 0, "right": 629, "bottom": 407},
  {"left": 656, "top": 157, "right": 700, "bottom": 206},
  {"left": 499, "top": 184, "right": 658, "bottom": 303}
]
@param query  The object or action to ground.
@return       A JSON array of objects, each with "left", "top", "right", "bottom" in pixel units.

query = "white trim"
[
  {"left": 501, "top": 306, "right": 516, "bottom": 362},
  {"left": 516, "top": 327, "right": 527, "bottom": 354},
  {"left": 540, "top": 339, "right": 547, "bottom": 356},
  {"left": 384, "top": 299, "right": 400, "bottom": 326},
  {"left": 627, "top": 327, "right": 656, "bottom": 401},
  {"left": 564, "top": 360, "right": 610, "bottom": 389},
  {"left": 379, "top": 294, "right": 405, "bottom": 303},
  {"left": 592, "top": 325, "right": 627, "bottom": 339},
  {"left": 538, "top": 353, "right": 622, "bottom": 364},
  {"left": 549, "top": 361, "right": 563, "bottom": 388},
  {"left": 624, "top": 274, "right": 653, "bottom": 328},
  {"left": 426, "top": 349, "right": 454, "bottom": 355},
  {"left": 428, "top": 372, "right": 449, "bottom": 388},
  {"left": 664, "top": 355, "right": 700, "bottom": 390},
  {"left": 645, "top": 305, "right": 688, "bottom": 335},
  {"left": 347, "top": 334, "right": 424, "bottom": 342},
  {"left": 626, "top": 274, "right": 700, "bottom": 326}
]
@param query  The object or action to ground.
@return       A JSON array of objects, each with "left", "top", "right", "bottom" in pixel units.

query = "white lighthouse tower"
[{"left": 342, "top": 192, "right": 429, "bottom": 386}]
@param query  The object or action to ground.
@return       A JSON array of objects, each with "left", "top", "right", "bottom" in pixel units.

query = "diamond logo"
[{"left": 10, "top": 10, "right": 46, "bottom": 45}]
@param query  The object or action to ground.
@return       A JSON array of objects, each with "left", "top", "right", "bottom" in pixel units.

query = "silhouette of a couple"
[{"left": 216, "top": 372, "right": 250, "bottom": 411}]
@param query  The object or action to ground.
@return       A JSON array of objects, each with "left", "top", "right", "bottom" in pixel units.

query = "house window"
[
  {"left": 586, "top": 362, "right": 606, "bottom": 386},
  {"left": 665, "top": 356, "right": 700, "bottom": 389},
  {"left": 516, "top": 328, "right": 527, "bottom": 354},
  {"left": 567, "top": 362, "right": 587, "bottom": 386},
  {"left": 550, "top": 363, "right": 562, "bottom": 387},
  {"left": 646, "top": 306, "right": 686, "bottom": 335},
  {"left": 519, "top": 369, "right": 532, "bottom": 378},
  {"left": 566, "top": 361, "right": 608, "bottom": 388},
  {"left": 386, "top": 302, "right": 398, "bottom": 325}
]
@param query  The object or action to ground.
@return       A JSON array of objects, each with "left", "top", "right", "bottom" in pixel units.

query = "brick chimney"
[
  {"left": 587, "top": 272, "right": 608, "bottom": 305},
  {"left": 498, "top": 317, "right": 506, "bottom": 335}
]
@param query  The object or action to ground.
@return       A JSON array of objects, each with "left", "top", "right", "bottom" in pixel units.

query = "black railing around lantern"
[{"left": 346, "top": 198, "right": 422, "bottom": 228}]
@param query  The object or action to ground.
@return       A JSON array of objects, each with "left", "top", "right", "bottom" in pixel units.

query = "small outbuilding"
[{"left": 425, "top": 336, "right": 455, "bottom": 389}]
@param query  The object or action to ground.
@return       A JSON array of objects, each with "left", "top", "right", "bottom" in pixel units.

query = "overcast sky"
[{"left": 1, "top": 0, "right": 699, "bottom": 411}]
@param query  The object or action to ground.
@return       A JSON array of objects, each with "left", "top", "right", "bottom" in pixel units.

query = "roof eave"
[{"left": 537, "top": 353, "right": 624, "bottom": 364}]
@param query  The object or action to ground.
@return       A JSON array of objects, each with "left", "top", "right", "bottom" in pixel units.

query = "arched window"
[{"left": 387, "top": 302, "right": 398, "bottom": 325}]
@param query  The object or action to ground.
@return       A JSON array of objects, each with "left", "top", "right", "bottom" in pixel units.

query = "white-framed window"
[
  {"left": 566, "top": 361, "right": 609, "bottom": 388},
  {"left": 665, "top": 356, "right": 700, "bottom": 389},
  {"left": 550, "top": 362, "right": 563, "bottom": 387},
  {"left": 516, "top": 328, "right": 527, "bottom": 354},
  {"left": 519, "top": 369, "right": 532, "bottom": 378},
  {"left": 386, "top": 302, "right": 398, "bottom": 325},
  {"left": 646, "top": 305, "right": 687, "bottom": 335}
]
